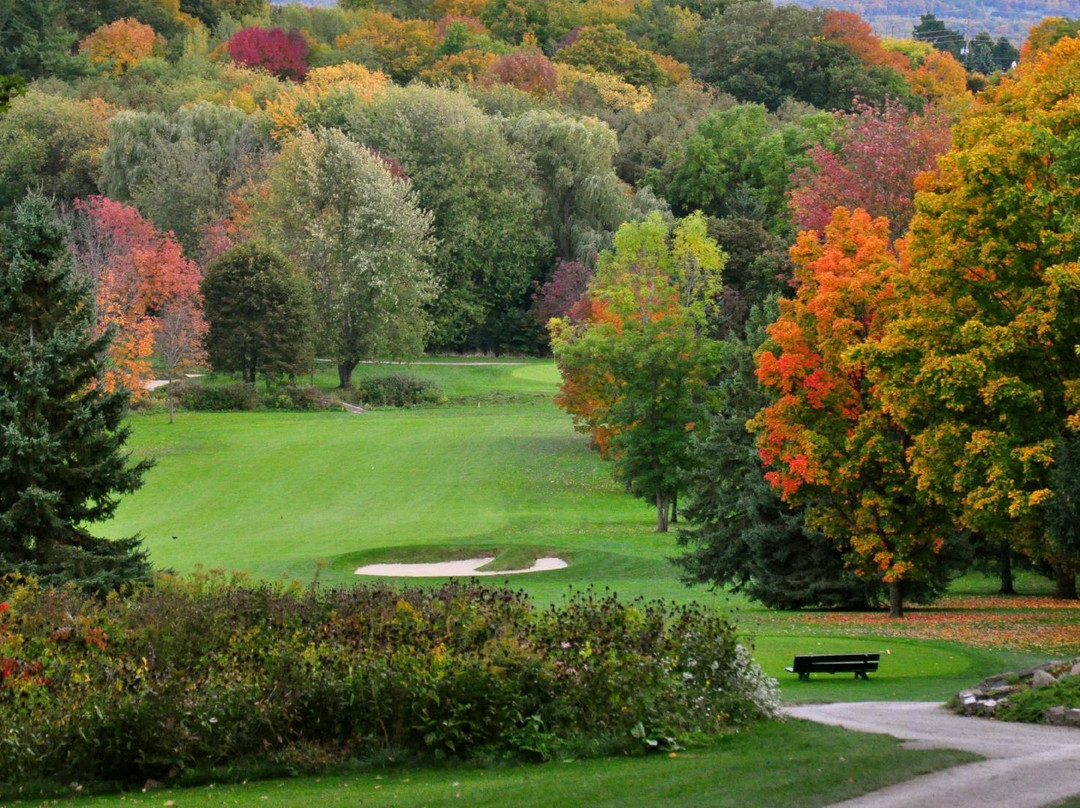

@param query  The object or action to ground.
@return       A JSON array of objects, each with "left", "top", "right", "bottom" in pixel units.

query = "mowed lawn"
[{"left": 108, "top": 360, "right": 716, "bottom": 604}]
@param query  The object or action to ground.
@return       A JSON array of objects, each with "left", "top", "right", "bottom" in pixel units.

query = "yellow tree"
[
  {"left": 865, "top": 36, "right": 1080, "bottom": 597},
  {"left": 79, "top": 18, "right": 160, "bottom": 75}
]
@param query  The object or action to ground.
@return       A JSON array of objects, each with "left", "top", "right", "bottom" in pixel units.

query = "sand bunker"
[{"left": 355, "top": 556, "right": 567, "bottom": 577}]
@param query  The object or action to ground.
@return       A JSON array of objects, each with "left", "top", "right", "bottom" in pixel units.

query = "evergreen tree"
[
  {"left": 676, "top": 302, "right": 880, "bottom": 609},
  {"left": 0, "top": 193, "right": 152, "bottom": 594}
]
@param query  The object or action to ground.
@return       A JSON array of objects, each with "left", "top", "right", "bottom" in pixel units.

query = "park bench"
[{"left": 786, "top": 653, "right": 880, "bottom": 681}]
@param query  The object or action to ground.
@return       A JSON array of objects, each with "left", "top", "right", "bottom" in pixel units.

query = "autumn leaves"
[{"left": 752, "top": 38, "right": 1080, "bottom": 614}]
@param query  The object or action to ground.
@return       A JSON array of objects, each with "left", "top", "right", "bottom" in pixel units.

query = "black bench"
[{"left": 786, "top": 653, "right": 880, "bottom": 681}]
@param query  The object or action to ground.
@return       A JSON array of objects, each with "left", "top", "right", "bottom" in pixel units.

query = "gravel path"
[{"left": 787, "top": 701, "right": 1080, "bottom": 808}]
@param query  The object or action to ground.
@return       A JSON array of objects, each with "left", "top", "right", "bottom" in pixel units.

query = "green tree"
[
  {"left": 503, "top": 109, "right": 630, "bottom": 264},
  {"left": 201, "top": 242, "right": 314, "bottom": 384},
  {"left": 913, "top": 14, "right": 964, "bottom": 60},
  {"left": 667, "top": 102, "right": 834, "bottom": 229},
  {"left": 100, "top": 103, "right": 268, "bottom": 257},
  {"left": 676, "top": 303, "right": 880, "bottom": 609},
  {"left": 699, "top": 3, "right": 910, "bottom": 111},
  {"left": 0, "top": 193, "right": 151, "bottom": 593},
  {"left": 550, "top": 213, "right": 721, "bottom": 531},
  {"left": 554, "top": 24, "right": 664, "bottom": 88},
  {"left": 346, "top": 85, "right": 549, "bottom": 351},
  {"left": 0, "top": 90, "right": 109, "bottom": 211},
  {"left": 260, "top": 128, "right": 437, "bottom": 387}
]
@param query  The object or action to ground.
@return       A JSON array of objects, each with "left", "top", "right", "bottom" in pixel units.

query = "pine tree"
[{"left": 0, "top": 193, "right": 152, "bottom": 594}]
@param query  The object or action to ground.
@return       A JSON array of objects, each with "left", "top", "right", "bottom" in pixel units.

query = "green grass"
[
  {"left": 752, "top": 635, "right": 1045, "bottom": 702},
  {"left": 106, "top": 400, "right": 721, "bottom": 605},
  {"left": 18, "top": 720, "right": 978, "bottom": 808},
  {"left": 302, "top": 357, "right": 561, "bottom": 401}
]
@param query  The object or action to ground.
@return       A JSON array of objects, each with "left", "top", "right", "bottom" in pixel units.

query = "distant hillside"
[
  {"left": 269, "top": 0, "right": 1079, "bottom": 44},
  {"left": 781, "top": 1, "right": 1080, "bottom": 43}
]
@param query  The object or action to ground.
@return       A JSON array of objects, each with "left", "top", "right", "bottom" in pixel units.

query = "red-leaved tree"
[
  {"left": 70, "top": 197, "right": 205, "bottom": 399},
  {"left": 532, "top": 259, "right": 591, "bottom": 326},
  {"left": 487, "top": 51, "right": 558, "bottom": 96},
  {"left": 227, "top": 27, "right": 308, "bottom": 81},
  {"left": 788, "top": 100, "right": 950, "bottom": 241}
]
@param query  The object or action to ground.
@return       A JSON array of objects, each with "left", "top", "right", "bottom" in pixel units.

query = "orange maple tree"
[{"left": 750, "top": 207, "right": 950, "bottom": 616}]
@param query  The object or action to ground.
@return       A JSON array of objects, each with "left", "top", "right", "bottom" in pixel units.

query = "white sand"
[{"left": 355, "top": 556, "right": 568, "bottom": 577}]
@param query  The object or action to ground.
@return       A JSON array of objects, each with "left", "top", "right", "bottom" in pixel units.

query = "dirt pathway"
[{"left": 787, "top": 701, "right": 1080, "bottom": 808}]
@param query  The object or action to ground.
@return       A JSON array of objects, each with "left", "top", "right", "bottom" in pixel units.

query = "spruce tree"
[{"left": 0, "top": 193, "right": 152, "bottom": 594}]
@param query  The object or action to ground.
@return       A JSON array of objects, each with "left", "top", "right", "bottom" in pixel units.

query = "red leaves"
[
  {"left": 788, "top": 100, "right": 951, "bottom": 242},
  {"left": 227, "top": 27, "right": 308, "bottom": 81},
  {"left": 71, "top": 197, "right": 204, "bottom": 398}
]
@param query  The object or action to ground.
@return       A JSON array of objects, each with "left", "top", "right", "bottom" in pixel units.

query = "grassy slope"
[
  {"left": 113, "top": 360, "right": 1050, "bottom": 700},
  {"left": 32, "top": 721, "right": 977, "bottom": 808}
]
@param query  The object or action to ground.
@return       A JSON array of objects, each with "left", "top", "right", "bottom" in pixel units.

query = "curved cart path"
[{"left": 787, "top": 701, "right": 1080, "bottom": 808}]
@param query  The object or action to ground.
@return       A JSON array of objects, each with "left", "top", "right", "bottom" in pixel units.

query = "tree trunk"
[
  {"left": 167, "top": 375, "right": 175, "bottom": 425},
  {"left": 670, "top": 491, "right": 678, "bottom": 524},
  {"left": 1055, "top": 563, "right": 1078, "bottom": 600},
  {"left": 998, "top": 543, "right": 1015, "bottom": 595},
  {"left": 888, "top": 580, "right": 904, "bottom": 618},
  {"left": 338, "top": 360, "right": 357, "bottom": 389},
  {"left": 655, "top": 491, "right": 669, "bottom": 533}
]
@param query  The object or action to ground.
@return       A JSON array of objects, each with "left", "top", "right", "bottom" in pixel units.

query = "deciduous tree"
[
  {"left": 551, "top": 213, "right": 722, "bottom": 531},
  {"left": 68, "top": 196, "right": 204, "bottom": 399},
  {"left": 788, "top": 100, "right": 951, "bottom": 241},
  {"left": 346, "top": 85, "right": 549, "bottom": 351},
  {"left": 864, "top": 37, "right": 1080, "bottom": 596},
  {"left": 79, "top": 17, "right": 159, "bottom": 75},
  {"left": 227, "top": 26, "right": 308, "bottom": 81},
  {"left": 201, "top": 242, "right": 313, "bottom": 384},
  {"left": 260, "top": 128, "right": 436, "bottom": 387},
  {"left": 0, "top": 91, "right": 111, "bottom": 211},
  {"left": 503, "top": 109, "right": 630, "bottom": 263},
  {"left": 750, "top": 208, "right": 952, "bottom": 616}
]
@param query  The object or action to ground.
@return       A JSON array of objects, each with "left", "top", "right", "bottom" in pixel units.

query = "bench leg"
[
  {"left": 799, "top": 672, "right": 809, "bottom": 681},
  {"left": 855, "top": 671, "right": 868, "bottom": 680}
]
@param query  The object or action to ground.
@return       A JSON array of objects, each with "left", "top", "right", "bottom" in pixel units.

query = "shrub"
[
  {"left": 174, "top": 380, "right": 260, "bottom": 411},
  {"left": 0, "top": 578, "right": 777, "bottom": 792},
  {"left": 266, "top": 384, "right": 337, "bottom": 411},
  {"left": 352, "top": 374, "right": 443, "bottom": 407}
]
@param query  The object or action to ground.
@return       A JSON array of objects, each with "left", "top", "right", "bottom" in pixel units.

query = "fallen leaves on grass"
[{"left": 748, "top": 595, "right": 1080, "bottom": 654}]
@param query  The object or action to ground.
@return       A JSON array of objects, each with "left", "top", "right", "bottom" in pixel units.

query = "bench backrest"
[{"left": 791, "top": 653, "right": 880, "bottom": 673}]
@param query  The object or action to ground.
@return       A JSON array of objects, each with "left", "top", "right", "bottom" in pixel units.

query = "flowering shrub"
[{"left": 0, "top": 578, "right": 776, "bottom": 789}]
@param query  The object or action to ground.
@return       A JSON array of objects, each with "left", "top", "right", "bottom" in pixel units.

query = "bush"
[
  {"left": 352, "top": 374, "right": 443, "bottom": 407},
  {"left": 266, "top": 385, "right": 337, "bottom": 411},
  {"left": 0, "top": 578, "right": 777, "bottom": 792},
  {"left": 174, "top": 380, "right": 260, "bottom": 411}
]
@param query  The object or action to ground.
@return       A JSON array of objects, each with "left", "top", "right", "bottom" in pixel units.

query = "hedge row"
[{"left": 0, "top": 577, "right": 779, "bottom": 788}]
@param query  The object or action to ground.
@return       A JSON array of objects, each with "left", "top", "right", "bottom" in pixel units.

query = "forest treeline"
[{"left": 2, "top": 0, "right": 1080, "bottom": 611}]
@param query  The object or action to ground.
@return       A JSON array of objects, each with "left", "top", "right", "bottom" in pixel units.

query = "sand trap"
[{"left": 355, "top": 556, "right": 568, "bottom": 577}]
